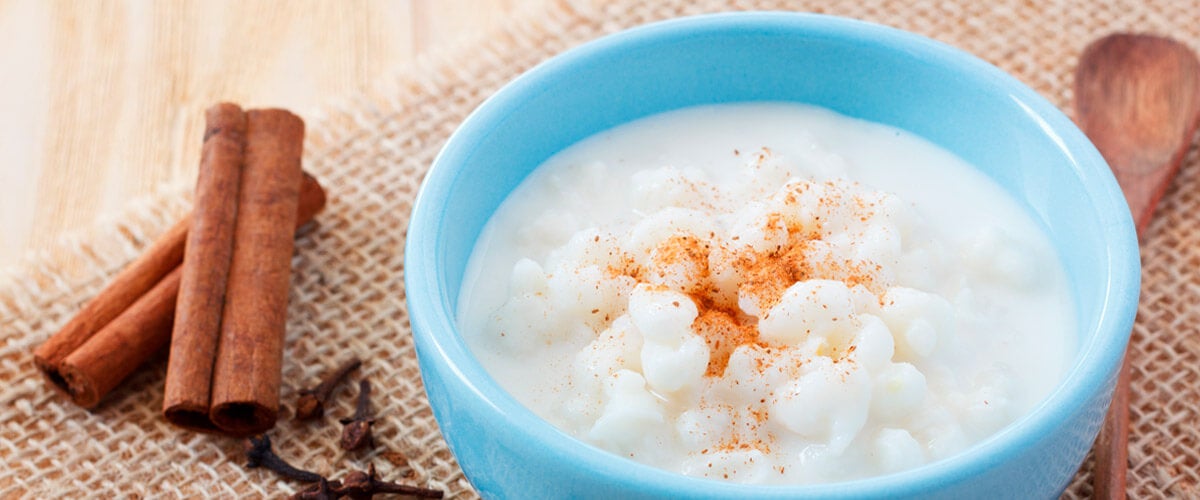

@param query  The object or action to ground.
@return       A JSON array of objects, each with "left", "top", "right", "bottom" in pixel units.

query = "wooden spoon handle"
[
  {"left": 1094, "top": 356, "right": 1131, "bottom": 499},
  {"left": 1075, "top": 33, "right": 1200, "bottom": 500}
]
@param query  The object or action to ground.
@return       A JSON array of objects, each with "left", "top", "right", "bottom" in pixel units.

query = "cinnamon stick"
[
  {"left": 59, "top": 269, "right": 182, "bottom": 408},
  {"left": 209, "top": 109, "right": 305, "bottom": 435},
  {"left": 35, "top": 173, "right": 326, "bottom": 408},
  {"left": 33, "top": 218, "right": 187, "bottom": 392},
  {"left": 162, "top": 103, "right": 247, "bottom": 431}
]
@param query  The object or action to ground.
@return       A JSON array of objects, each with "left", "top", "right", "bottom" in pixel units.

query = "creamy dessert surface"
[{"left": 457, "top": 103, "right": 1075, "bottom": 484}]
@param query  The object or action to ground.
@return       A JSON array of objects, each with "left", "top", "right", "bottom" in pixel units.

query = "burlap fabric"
[{"left": 2, "top": 0, "right": 1198, "bottom": 497}]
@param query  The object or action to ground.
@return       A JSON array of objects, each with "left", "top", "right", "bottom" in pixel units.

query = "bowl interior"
[{"left": 409, "top": 12, "right": 1138, "bottom": 497}]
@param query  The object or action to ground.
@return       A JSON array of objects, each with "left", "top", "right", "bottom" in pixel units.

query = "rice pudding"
[{"left": 456, "top": 103, "right": 1075, "bottom": 484}]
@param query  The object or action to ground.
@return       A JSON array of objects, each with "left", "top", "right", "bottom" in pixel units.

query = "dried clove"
[
  {"left": 244, "top": 434, "right": 323, "bottom": 483},
  {"left": 290, "top": 477, "right": 340, "bottom": 500},
  {"left": 290, "top": 463, "right": 444, "bottom": 500},
  {"left": 295, "top": 357, "right": 362, "bottom": 420},
  {"left": 339, "top": 379, "right": 375, "bottom": 451},
  {"left": 337, "top": 463, "right": 444, "bottom": 499}
]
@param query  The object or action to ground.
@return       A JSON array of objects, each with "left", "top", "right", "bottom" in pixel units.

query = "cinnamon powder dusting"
[
  {"left": 734, "top": 239, "right": 816, "bottom": 314},
  {"left": 602, "top": 181, "right": 885, "bottom": 380},
  {"left": 692, "top": 308, "right": 757, "bottom": 377}
]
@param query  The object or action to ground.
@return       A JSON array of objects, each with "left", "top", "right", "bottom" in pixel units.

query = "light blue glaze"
[{"left": 404, "top": 12, "right": 1139, "bottom": 499}]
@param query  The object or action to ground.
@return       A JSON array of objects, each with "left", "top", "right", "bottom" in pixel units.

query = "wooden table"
[{"left": 0, "top": 0, "right": 538, "bottom": 268}]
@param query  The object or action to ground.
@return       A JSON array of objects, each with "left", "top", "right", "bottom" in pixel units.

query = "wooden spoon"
[{"left": 1074, "top": 33, "right": 1200, "bottom": 499}]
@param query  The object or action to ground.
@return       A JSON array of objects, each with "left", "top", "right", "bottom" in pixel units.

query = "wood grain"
[
  {"left": 1076, "top": 34, "right": 1200, "bottom": 232},
  {"left": 0, "top": 0, "right": 537, "bottom": 268}
]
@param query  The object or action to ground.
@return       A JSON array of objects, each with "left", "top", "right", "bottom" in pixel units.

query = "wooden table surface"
[{"left": 0, "top": 0, "right": 538, "bottom": 269}]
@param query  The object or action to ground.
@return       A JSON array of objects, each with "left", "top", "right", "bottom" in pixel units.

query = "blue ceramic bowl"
[{"left": 405, "top": 12, "right": 1139, "bottom": 499}]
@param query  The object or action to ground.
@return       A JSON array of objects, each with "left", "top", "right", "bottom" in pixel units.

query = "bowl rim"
[{"left": 405, "top": 11, "right": 1140, "bottom": 496}]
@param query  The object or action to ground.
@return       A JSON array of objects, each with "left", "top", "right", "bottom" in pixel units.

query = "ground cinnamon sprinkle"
[
  {"left": 582, "top": 180, "right": 890, "bottom": 470},
  {"left": 649, "top": 234, "right": 712, "bottom": 295},
  {"left": 606, "top": 253, "right": 644, "bottom": 281},
  {"left": 603, "top": 181, "right": 888, "bottom": 384},
  {"left": 692, "top": 308, "right": 757, "bottom": 377},
  {"left": 613, "top": 180, "right": 891, "bottom": 470},
  {"left": 734, "top": 238, "right": 816, "bottom": 314},
  {"left": 707, "top": 405, "right": 774, "bottom": 457},
  {"left": 714, "top": 433, "right": 771, "bottom": 455}
]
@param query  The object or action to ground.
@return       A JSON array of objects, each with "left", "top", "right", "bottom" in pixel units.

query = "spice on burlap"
[
  {"left": 29, "top": 171, "right": 324, "bottom": 411},
  {"left": 57, "top": 269, "right": 183, "bottom": 408},
  {"left": 163, "top": 105, "right": 318, "bottom": 435},
  {"left": 31, "top": 218, "right": 186, "bottom": 403},
  {"left": 206, "top": 108, "right": 306, "bottom": 435},
  {"left": 294, "top": 357, "right": 362, "bottom": 421},
  {"left": 339, "top": 379, "right": 376, "bottom": 451},
  {"left": 30, "top": 133, "right": 325, "bottom": 412},
  {"left": 289, "top": 463, "right": 445, "bottom": 500},
  {"left": 163, "top": 103, "right": 248, "bottom": 431}
]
